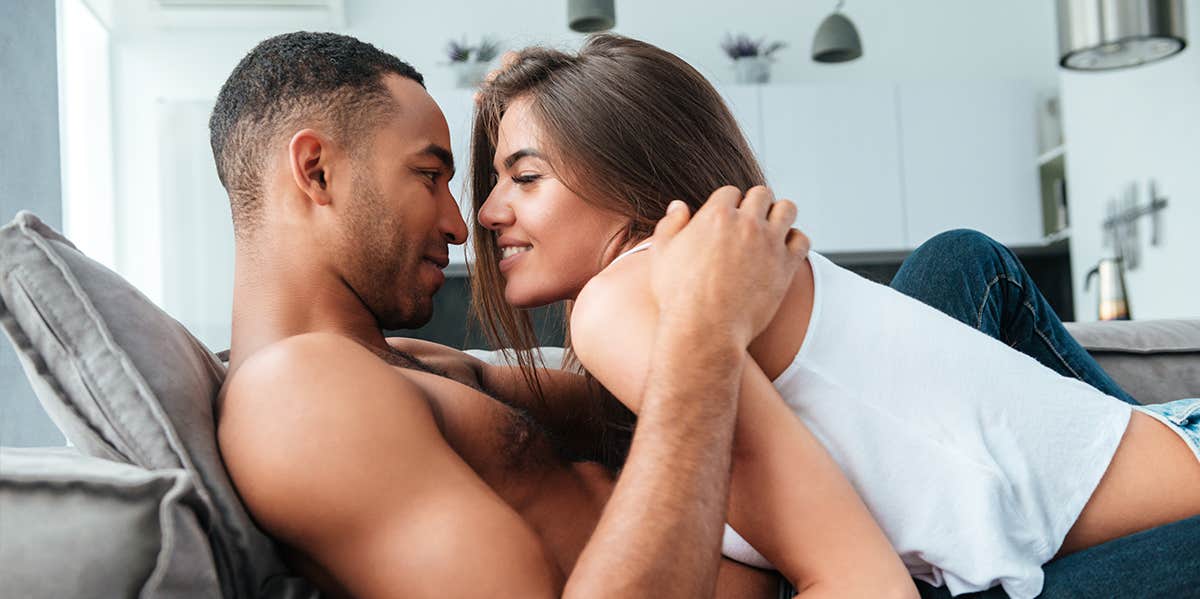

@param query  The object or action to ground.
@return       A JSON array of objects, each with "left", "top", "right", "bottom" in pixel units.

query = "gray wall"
[{"left": 1, "top": 1, "right": 66, "bottom": 446}]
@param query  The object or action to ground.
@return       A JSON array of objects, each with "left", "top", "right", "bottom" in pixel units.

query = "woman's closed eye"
[{"left": 512, "top": 173, "right": 542, "bottom": 185}]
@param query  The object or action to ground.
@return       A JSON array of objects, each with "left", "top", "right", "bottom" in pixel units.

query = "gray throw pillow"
[
  {"left": 0, "top": 447, "right": 220, "bottom": 598},
  {"left": 0, "top": 212, "right": 316, "bottom": 598}
]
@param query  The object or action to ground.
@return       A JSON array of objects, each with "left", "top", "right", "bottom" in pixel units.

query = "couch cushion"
[
  {"left": 0, "top": 447, "right": 220, "bottom": 598},
  {"left": 1065, "top": 320, "right": 1200, "bottom": 405},
  {"left": 0, "top": 212, "right": 316, "bottom": 598}
]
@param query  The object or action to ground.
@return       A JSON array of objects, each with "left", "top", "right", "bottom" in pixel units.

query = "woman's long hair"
[{"left": 468, "top": 34, "right": 766, "bottom": 468}]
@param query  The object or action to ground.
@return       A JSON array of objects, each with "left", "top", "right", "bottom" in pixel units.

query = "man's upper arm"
[{"left": 219, "top": 334, "right": 561, "bottom": 599}]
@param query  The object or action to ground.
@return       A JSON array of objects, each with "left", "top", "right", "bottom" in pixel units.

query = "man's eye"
[
  {"left": 488, "top": 171, "right": 498, "bottom": 188},
  {"left": 419, "top": 170, "right": 440, "bottom": 184}
]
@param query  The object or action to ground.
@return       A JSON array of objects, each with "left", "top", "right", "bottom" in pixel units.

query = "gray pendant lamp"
[
  {"left": 568, "top": 0, "right": 615, "bottom": 33},
  {"left": 813, "top": 0, "right": 863, "bottom": 63},
  {"left": 1057, "top": 0, "right": 1187, "bottom": 71}
]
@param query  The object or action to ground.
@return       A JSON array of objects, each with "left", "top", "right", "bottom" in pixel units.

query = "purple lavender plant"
[
  {"left": 721, "top": 33, "right": 786, "bottom": 60},
  {"left": 445, "top": 38, "right": 472, "bottom": 63}
]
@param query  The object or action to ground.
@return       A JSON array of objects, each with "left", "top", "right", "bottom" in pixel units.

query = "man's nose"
[{"left": 442, "top": 194, "right": 469, "bottom": 245}]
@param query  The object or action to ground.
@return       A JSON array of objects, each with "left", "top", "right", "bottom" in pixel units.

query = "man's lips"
[{"left": 422, "top": 254, "right": 449, "bottom": 269}]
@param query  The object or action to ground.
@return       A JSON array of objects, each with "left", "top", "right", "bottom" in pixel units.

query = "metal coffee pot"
[{"left": 1085, "top": 257, "right": 1131, "bottom": 321}]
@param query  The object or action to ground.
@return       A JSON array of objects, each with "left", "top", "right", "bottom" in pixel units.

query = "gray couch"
[{"left": 1, "top": 210, "right": 1198, "bottom": 598}]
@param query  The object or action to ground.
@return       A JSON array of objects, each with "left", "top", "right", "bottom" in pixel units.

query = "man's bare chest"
[{"left": 380, "top": 356, "right": 564, "bottom": 508}]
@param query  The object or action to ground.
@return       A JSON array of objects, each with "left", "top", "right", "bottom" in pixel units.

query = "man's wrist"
[
  {"left": 652, "top": 314, "right": 747, "bottom": 379},
  {"left": 657, "top": 308, "right": 751, "bottom": 356}
]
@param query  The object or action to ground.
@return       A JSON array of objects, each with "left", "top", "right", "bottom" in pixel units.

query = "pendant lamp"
[
  {"left": 568, "top": 0, "right": 615, "bottom": 33},
  {"left": 813, "top": 0, "right": 863, "bottom": 63}
]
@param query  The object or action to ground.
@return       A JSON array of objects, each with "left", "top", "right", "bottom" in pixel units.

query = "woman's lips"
[{"left": 498, "top": 246, "right": 531, "bottom": 273}]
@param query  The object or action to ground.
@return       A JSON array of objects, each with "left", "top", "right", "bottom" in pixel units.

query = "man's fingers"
[
  {"left": 700, "top": 185, "right": 743, "bottom": 214},
  {"left": 767, "top": 199, "right": 798, "bottom": 231},
  {"left": 654, "top": 200, "right": 692, "bottom": 242},
  {"left": 740, "top": 185, "right": 774, "bottom": 219},
  {"left": 785, "top": 228, "right": 811, "bottom": 256}
]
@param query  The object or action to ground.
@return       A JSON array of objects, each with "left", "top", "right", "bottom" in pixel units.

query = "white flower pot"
[
  {"left": 453, "top": 62, "right": 491, "bottom": 89},
  {"left": 733, "top": 57, "right": 771, "bottom": 84}
]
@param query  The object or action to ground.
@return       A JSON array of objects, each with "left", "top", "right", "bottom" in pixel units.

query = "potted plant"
[
  {"left": 446, "top": 37, "right": 502, "bottom": 89},
  {"left": 721, "top": 33, "right": 786, "bottom": 84}
]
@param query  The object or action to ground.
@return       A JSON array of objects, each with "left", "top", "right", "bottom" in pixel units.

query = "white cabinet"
[
  {"left": 760, "top": 83, "right": 907, "bottom": 252},
  {"left": 428, "top": 88, "right": 477, "bottom": 269},
  {"left": 429, "top": 88, "right": 476, "bottom": 217},
  {"left": 897, "top": 81, "right": 1043, "bottom": 247}
]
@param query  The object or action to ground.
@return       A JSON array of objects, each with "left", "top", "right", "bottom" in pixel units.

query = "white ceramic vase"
[
  {"left": 733, "top": 56, "right": 771, "bottom": 84},
  {"left": 453, "top": 62, "right": 491, "bottom": 89}
]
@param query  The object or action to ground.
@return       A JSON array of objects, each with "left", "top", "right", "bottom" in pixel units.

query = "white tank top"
[{"left": 718, "top": 252, "right": 1131, "bottom": 599}]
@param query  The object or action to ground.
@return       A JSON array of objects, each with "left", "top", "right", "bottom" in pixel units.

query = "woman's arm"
[{"left": 571, "top": 258, "right": 917, "bottom": 598}]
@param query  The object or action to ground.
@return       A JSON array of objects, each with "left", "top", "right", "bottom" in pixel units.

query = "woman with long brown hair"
[{"left": 467, "top": 34, "right": 1200, "bottom": 598}]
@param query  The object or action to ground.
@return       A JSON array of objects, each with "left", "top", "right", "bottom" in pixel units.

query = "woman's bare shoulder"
[{"left": 573, "top": 248, "right": 655, "bottom": 330}]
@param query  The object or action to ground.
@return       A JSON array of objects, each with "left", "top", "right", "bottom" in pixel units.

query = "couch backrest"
[
  {"left": 1065, "top": 319, "right": 1200, "bottom": 405},
  {"left": 0, "top": 212, "right": 316, "bottom": 599}
]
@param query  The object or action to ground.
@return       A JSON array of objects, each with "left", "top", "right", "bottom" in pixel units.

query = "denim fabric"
[
  {"left": 914, "top": 513, "right": 1200, "bottom": 599},
  {"left": 890, "top": 229, "right": 1138, "bottom": 405}
]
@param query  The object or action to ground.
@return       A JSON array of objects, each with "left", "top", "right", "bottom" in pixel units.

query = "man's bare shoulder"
[
  {"left": 217, "top": 332, "right": 563, "bottom": 597},
  {"left": 218, "top": 332, "right": 441, "bottom": 539},
  {"left": 223, "top": 332, "right": 433, "bottom": 423}
]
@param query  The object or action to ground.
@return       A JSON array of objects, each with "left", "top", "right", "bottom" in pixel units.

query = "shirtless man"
[{"left": 213, "top": 32, "right": 805, "bottom": 598}]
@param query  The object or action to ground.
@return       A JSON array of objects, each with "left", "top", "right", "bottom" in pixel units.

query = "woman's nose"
[{"left": 477, "top": 191, "right": 513, "bottom": 231}]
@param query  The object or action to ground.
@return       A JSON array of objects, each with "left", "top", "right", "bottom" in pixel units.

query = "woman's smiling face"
[{"left": 477, "top": 97, "right": 630, "bottom": 309}]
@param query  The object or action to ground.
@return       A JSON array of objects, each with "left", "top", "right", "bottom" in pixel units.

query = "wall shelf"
[{"left": 1037, "top": 145, "right": 1065, "bottom": 166}]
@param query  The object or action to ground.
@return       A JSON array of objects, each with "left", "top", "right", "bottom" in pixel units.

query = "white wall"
[
  {"left": 61, "top": 0, "right": 115, "bottom": 267},
  {"left": 3, "top": 0, "right": 65, "bottom": 446},
  {"left": 1060, "top": 0, "right": 1200, "bottom": 321}
]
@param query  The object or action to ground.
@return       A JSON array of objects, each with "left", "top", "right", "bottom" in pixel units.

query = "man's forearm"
[{"left": 565, "top": 320, "right": 745, "bottom": 599}]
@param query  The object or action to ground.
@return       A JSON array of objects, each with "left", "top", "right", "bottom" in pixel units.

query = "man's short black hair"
[{"left": 209, "top": 31, "right": 424, "bottom": 236}]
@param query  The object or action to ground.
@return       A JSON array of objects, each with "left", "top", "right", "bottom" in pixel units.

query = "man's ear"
[{"left": 288, "top": 129, "right": 335, "bottom": 206}]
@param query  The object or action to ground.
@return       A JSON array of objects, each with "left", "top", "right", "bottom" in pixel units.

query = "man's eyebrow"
[
  {"left": 503, "top": 148, "right": 543, "bottom": 169},
  {"left": 419, "top": 144, "right": 455, "bottom": 177}
]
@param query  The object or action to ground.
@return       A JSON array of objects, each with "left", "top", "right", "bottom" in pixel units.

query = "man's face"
[{"left": 333, "top": 75, "right": 467, "bottom": 330}]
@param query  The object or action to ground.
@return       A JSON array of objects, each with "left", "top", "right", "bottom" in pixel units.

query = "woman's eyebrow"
[{"left": 504, "top": 148, "right": 543, "bottom": 169}]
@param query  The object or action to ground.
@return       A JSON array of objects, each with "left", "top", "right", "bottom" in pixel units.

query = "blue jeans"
[{"left": 890, "top": 230, "right": 1200, "bottom": 599}]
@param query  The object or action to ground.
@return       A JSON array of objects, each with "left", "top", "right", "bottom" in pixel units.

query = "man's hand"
[{"left": 650, "top": 185, "right": 809, "bottom": 349}]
